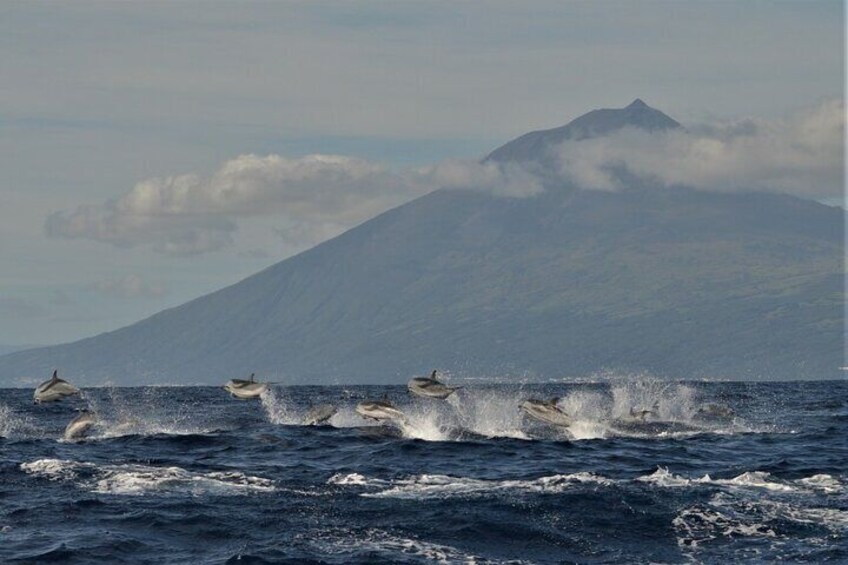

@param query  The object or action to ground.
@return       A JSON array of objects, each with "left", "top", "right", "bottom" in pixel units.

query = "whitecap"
[
  {"left": 330, "top": 472, "right": 613, "bottom": 499},
  {"left": 21, "top": 458, "right": 274, "bottom": 496}
]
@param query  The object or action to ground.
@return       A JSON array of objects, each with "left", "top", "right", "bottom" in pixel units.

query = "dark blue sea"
[{"left": 1, "top": 379, "right": 846, "bottom": 564}]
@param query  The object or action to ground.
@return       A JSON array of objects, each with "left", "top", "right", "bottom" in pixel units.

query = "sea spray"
[{"left": 261, "top": 386, "right": 302, "bottom": 425}]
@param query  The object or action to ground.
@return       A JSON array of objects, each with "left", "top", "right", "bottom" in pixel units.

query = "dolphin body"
[
  {"left": 63, "top": 410, "right": 97, "bottom": 440},
  {"left": 693, "top": 403, "right": 735, "bottom": 422},
  {"left": 520, "top": 398, "right": 572, "bottom": 428},
  {"left": 407, "top": 370, "right": 460, "bottom": 399},
  {"left": 629, "top": 406, "right": 654, "bottom": 422},
  {"left": 356, "top": 398, "right": 407, "bottom": 423},
  {"left": 303, "top": 404, "right": 337, "bottom": 426},
  {"left": 33, "top": 370, "right": 80, "bottom": 404},
  {"left": 224, "top": 373, "right": 268, "bottom": 399}
]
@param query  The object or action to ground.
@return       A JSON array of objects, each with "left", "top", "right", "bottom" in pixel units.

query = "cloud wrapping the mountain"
[
  {"left": 46, "top": 99, "right": 842, "bottom": 256},
  {"left": 45, "top": 155, "right": 539, "bottom": 255},
  {"left": 551, "top": 98, "right": 844, "bottom": 196}
]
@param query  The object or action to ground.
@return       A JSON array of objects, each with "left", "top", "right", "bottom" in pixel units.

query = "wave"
[
  {"left": 328, "top": 471, "right": 611, "bottom": 499},
  {"left": 301, "top": 527, "right": 529, "bottom": 564},
  {"left": 20, "top": 458, "right": 275, "bottom": 496},
  {"left": 638, "top": 467, "right": 847, "bottom": 495},
  {"left": 329, "top": 468, "right": 846, "bottom": 501},
  {"left": 674, "top": 491, "right": 848, "bottom": 552}
]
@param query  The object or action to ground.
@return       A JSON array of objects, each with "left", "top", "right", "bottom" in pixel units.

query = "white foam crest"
[
  {"left": 20, "top": 458, "right": 79, "bottom": 480},
  {"left": 327, "top": 473, "right": 387, "bottom": 486},
  {"left": 330, "top": 472, "right": 613, "bottom": 499},
  {"left": 301, "top": 527, "right": 524, "bottom": 565},
  {"left": 21, "top": 458, "right": 274, "bottom": 496},
  {"left": 639, "top": 467, "right": 798, "bottom": 492},
  {"left": 673, "top": 504, "right": 778, "bottom": 548},
  {"left": 675, "top": 490, "right": 848, "bottom": 549},
  {"left": 640, "top": 467, "right": 848, "bottom": 496},
  {"left": 638, "top": 467, "right": 705, "bottom": 487},
  {"left": 723, "top": 471, "right": 797, "bottom": 492},
  {"left": 797, "top": 474, "right": 845, "bottom": 494}
]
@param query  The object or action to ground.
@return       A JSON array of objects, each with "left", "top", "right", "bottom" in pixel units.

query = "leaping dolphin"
[
  {"left": 33, "top": 370, "right": 80, "bottom": 404},
  {"left": 356, "top": 397, "right": 407, "bottom": 423},
  {"left": 407, "top": 370, "right": 460, "bottom": 399},
  {"left": 303, "top": 404, "right": 337, "bottom": 426},
  {"left": 629, "top": 402, "right": 658, "bottom": 422},
  {"left": 224, "top": 373, "right": 268, "bottom": 399},
  {"left": 63, "top": 409, "right": 97, "bottom": 440},
  {"left": 520, "top": 398, "right": 572, "bottom": 428}
]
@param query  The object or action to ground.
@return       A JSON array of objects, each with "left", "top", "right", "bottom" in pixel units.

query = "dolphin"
[
  {"left": 407, "top": 370, "right": 460, "bottom": 399},
  {"left": 356, "top": 397, "right": 407, "bottom": 423},
  {"left": 520, "top": 397, "right": 572, "bottom": 428},
  {"left": 224, "top": 373, "right": 268, "bottom": 399},
  {"left": 33, "top": 370, "right": 80, "bottom": 404},
  {"left": 629, "top": 406, "right": 653, "bottom": 422},
  {"left": 63, "top": 410, "right": 97, "bottom": 440},
  {"left": 303, "top": 404, "right": 337, "bottom": 426},
  {"left": 694, "top": 403, "right": 735, "bottom": 421}
]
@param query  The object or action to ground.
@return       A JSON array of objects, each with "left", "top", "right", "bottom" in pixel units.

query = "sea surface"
[{"left": 1, "top": 379, "right": 846, "bottom": 564}]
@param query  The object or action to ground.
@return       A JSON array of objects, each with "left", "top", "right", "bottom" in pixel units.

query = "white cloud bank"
[
  {"left": 45, "top": 155, "right": 540, "bottom": 255},
  {"left": 551, "top": 98, "right": 844, "bottom": 196},
  {"left": 46, "top": 99, "right": 843, "bottom": 256}
]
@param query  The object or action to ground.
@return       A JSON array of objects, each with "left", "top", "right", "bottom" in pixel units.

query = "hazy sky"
[{"left": 1, "top": 1, "right": 843, "bottom": 347}]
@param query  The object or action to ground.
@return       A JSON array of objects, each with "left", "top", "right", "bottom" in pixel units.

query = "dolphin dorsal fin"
[
  {"left": 249, "top": 373, "right": 255, "bottom": 383},
  {"left": 52, "top": 370, "right": 58, "bottom": 381},
  {"left": 430, "top": 370, "right": 438, "bottom": 380}
]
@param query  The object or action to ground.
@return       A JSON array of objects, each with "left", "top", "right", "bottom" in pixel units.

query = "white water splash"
[
  {"left": 80, "top": 387, "right": 225, "bottom": 439},
  {"left": 0, "top": 403, "right": 41, "bottom": 439},
  {"left": 261, "top": 387, "right": 302, "bottom": 425}
]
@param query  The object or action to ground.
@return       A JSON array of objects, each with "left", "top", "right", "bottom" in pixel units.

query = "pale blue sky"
[{"left": 0, "top": 1, "right": 843, "bottom": 346}]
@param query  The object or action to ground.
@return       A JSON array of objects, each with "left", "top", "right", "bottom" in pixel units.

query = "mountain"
[
  {"left": 485, "top": 99, "right": 681, "bottom": 164},
  {"left": 0, "top": 101, "right": 843, "bottom": 385}
]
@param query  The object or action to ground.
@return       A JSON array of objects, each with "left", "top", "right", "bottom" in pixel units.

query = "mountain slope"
[
  {"left": 0, "top": 102, "right": 843, "bottom": 385},
  {"left": 485, "top": 99, "right": 681, "bottom": 164}
]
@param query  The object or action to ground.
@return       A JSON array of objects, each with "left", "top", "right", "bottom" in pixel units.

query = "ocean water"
[{"left": 0, "top": 379, "right": 846, "bottom": 564}]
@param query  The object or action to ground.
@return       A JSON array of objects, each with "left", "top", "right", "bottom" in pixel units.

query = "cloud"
[
  {"left": 550, "top": 99, "right": 844, "bottom": 197},
  {"left": 90, "top": 275, "right": 167, "bottom": 299},
  {"left": 45, "top": 154, "right": 540, "bottom": 255},
  {"left": 44, "top": 100, "right": 842, "bottom": 257}
]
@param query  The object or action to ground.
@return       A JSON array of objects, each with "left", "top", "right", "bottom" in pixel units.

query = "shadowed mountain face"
[{"left": 0, "top": 102, "right": 843, "bottom": 385}]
